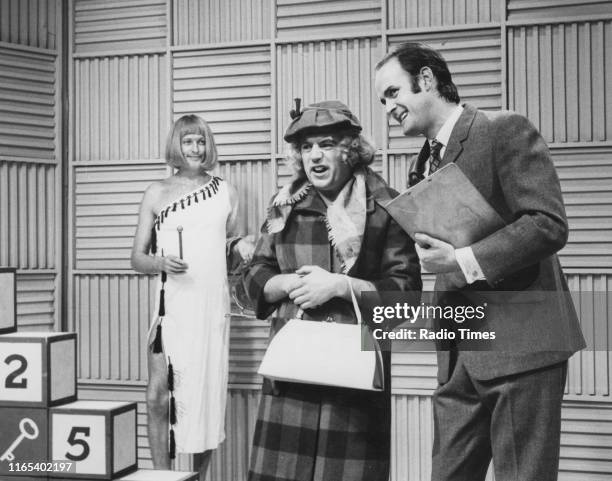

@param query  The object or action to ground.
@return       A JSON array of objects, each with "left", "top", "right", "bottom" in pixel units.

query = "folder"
[{"left": 385, "top": 163, "right": 505, "bottom": 248}]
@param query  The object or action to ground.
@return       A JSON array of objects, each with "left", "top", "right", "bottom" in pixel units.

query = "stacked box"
[
  {"left": 49, "top": 401, "right": 137, "bottom": 479},
  {"left": 0, "top": 332, "right": 77, "bottom": 408},
  {"left": 0, "top": 281, "right": 197, "bottom": 480}
]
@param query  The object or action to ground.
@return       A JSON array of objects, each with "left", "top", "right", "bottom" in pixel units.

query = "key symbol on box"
[{"left": 0, "top": 417, "right": 39, "bottom": 462}]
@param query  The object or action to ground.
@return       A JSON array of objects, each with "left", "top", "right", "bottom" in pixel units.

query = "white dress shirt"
[{"left": 427, "top": 105, "right": 486, "bottom": 284}]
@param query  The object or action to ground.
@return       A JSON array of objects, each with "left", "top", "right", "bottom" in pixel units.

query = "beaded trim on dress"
[{"left": 154, "top": 176, "right": 221, "bottom": 230}]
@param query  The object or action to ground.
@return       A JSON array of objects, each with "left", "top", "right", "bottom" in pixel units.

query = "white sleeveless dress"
[{"left": 150, "top": 176, "right": 231, "bottom": 453}]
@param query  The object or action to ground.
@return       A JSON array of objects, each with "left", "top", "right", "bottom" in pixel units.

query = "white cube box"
[
  {"left": 0, "top": 332, "right": 77, "bottom": 407},
  {"left": 49, "top": 401, "right": 137, "bottom": 479},
  {"left": 119, "top": 469, "right": 199, "bottom": 481},
  {"left": 0, "top": 268, "right": 17, "bottom": 334}
]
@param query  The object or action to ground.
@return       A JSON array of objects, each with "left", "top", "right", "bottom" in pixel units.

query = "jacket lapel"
[{"left": 440, "top": 103, "right": 477, "bottom": 168}]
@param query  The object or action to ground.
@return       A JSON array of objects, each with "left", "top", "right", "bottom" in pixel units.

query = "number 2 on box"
[{"left": 4, "top": 354, "right": 28, "bottom": 389}]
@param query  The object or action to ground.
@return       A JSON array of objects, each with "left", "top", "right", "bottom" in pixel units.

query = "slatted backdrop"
[
  {"left": 0, "top": 0, "right": 62, "bottom": 331},
  {"left": 61, "top": 0, "right": 612, "bottom": 478}
]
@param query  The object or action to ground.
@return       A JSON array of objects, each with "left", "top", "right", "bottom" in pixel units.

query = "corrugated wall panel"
[
  {"left": 566, "top": 273, "right": 612, "bottom": 399},
  {"left": 391, "top": 352, "right": 438, "bottom": 393},
  {"left": 74, "top": 164, "right": 167, "bottom": 270},
  {"left": 508, "top": 21, "right": 612, "bottom": 144},
  {"left": 228, "top": 315, "right": 270, "bottom": 386},
  {"left": 507, "top": 0, "right": 612, "bottom": 22},
  {"left": 388, "top": 29, "right": 502, "bottom": 150},
  {"left": 275, "top": 157, "right": 294, "bottom": 188},
  {"left": 0, "top": 46, "right": 57, "bottom": 161},
  {"left": 388, "top": 152, "right": 417, "bottom": 192},
  {"left": 559, "top": 402, "right": 612, "bottom": 480},
  {"left": 555, "top": 147, "right": 612, "bottom": 268},
  {"left": 391, "top": 395, "right": 434, "bottom": 481},
  {"left": 388, "top": 0, "right": 501, "bottom": 30},
  {"left": 0, "top": 0, "right": 58, "bottom": 49},
  {"left": 15, "top": 272, "right": 55, "bottom": 330},
  {"left": 74, "top": 54, "right": 169, "bottom": 162},
  {"left": 73, "top": 0, "right": 167, "bottom": 54},
  {"left": 276, "top": 0, "right": 381, "bottom": 39},
  {"left": 213, "top": 159, "right": 274, "bottom": 236},
  {"left": 173, "top": 47, "right": 272, "bottom": 157},
  {"left": 210, "top": 389, "right": 261, "bottom": 480},
  {"left": 0, "top": 161, "right": 56, "bottom": 269},
  {"left": 173, "top": 0, "right": 272, "bottom": 45},
  {"left": 74, "top": 273, "right": 157, "bottom": 382},
  {"left": 275, "top": 38, "right": 383, "bottom": 154}
]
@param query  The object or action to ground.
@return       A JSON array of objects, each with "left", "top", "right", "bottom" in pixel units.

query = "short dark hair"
[
  {"left": 165, "top": 114, "right": 218, "bottom": 170},
  {"left": 377, "top": 42, "right": 460, "bottom": 104}
]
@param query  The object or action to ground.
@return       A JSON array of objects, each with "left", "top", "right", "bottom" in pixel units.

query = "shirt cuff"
[{"left": 455, "top": 247, "right": 486, "bottom": 284}]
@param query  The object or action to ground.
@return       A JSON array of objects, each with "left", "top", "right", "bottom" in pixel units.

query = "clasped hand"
[
  {"left": 235, "top": 235, "right": 256, "bottom": 263},
  {"left": 287, "top": 265, "right": 344, "bottom": 310},
  {"left": 414, "top": 233, "right": 460, "bottom": 273}
]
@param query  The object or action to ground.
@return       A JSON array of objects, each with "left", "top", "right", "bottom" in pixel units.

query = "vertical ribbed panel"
[
  {"left": 214, "top": 159, "right": 274, "bottom": 235},
  {"left": 508, "top": 21, "right": 612, "bottom": 144},
  {"left": 275, "top": 38, "right": 383, "bottom": 153},
  {"left": 0, "top": 161, "right": 56, "bottom": 269},
  {"left": 388, "top": 29, "right": 502, "bottom": 150},
  {"left": 0, "top": 0, "right": 58, "bottom": 49},
  {"left": 210, "top": 389, "right": 261, "bottom": 480},
  {"left": 276, "top": 0, "right": 381, "bottom": 39},
  {"left": 554, "top": 147, "right": 612, "bottom": 268},
  {"left": 15, "top": 272, "right": 55, "bottom": 330},
  {"left": 74, "top": 274, "right": 157, "bottom": 382},
  {"left": 73, "top": 0, "right": 167, "bottom": 54},
  {"left": 560, "top": 402, "right": 612, "bottom": 479},
  {"left": 74, "top": 55, "right": 168, "bottom": 162},
  {"left": 508, "top": 0, "right": 612, "bottom": 21},
  {"left": 566, "top": 273, "right": 611, "bottom": 398},
  {"left": 173, "top": 0, "right": 272, "bottom": 45},
  {"left": 391, "top": 352, "right": 438, "bottom": 393},
  {"left": 173, "top": 47, "right": 271, "bottom": 157},
  {"left": 388, "top": 0, "right": 501, "bottom": 29},
  {"left": 388, "top": 152, "right": 417, "bottom": 192},
  {"left": 227, "top": 315, "right": 269, "bottom": 385},
  {"left": 0, "top": 46, "right": 57, "bottom": 161},
  {"left": 391, "top": 395, "right": 433, "bottom": 481},
  {"left": 74, "top": 164, "right": 167, "bottom": 270}
]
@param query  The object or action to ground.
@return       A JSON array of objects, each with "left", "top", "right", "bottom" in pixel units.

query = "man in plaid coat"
[{"left": 244, "top": 100, "right": 421, "bottom": 481}]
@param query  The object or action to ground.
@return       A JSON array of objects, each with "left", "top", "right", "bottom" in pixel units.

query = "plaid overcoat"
[{"left": 244, "top": 168, "right": 421, "bottom": 481}]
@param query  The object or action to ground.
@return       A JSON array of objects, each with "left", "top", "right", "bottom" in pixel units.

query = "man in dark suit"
[{"left": 374, "top": 42, "right": 585, "bottom": 481}]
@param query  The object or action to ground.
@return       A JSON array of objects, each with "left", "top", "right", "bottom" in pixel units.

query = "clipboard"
[{"left": 385, "top": 163, "right": 505, "bottom": 248}]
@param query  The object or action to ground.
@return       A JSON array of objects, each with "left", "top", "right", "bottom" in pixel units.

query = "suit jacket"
[{"left": 411, "top": 104, "right": 585, "bottom": 382}]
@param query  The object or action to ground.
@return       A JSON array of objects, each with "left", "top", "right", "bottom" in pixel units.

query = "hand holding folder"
[{"left": 385, "top": 163, "right": 505, "bottom": 248}]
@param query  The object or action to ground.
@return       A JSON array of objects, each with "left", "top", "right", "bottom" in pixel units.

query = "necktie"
[{"left": 428, "top": 139, "right": 443, "bottom": 174}]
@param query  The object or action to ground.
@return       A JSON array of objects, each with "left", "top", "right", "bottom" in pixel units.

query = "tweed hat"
[{"left": 283, "top": 99, "right": 362, "bottom": 143}]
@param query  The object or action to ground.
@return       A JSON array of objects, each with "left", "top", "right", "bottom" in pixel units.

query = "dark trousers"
[{"left": 431, "top": 355, "right": 567, "bottom": 481}]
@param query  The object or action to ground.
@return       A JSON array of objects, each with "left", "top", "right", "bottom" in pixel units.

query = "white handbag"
[{"left": 257, "top": 278, "right": 384, "bottom": 391}]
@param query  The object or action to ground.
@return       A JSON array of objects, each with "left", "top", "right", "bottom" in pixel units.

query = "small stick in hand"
[{"left": 177, "top": 226, "right": 183, "bottom": 259}]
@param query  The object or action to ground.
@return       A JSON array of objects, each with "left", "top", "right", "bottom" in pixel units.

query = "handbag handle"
[{"left": 295, "top": 275, "right": 362, "bottom": 325}]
